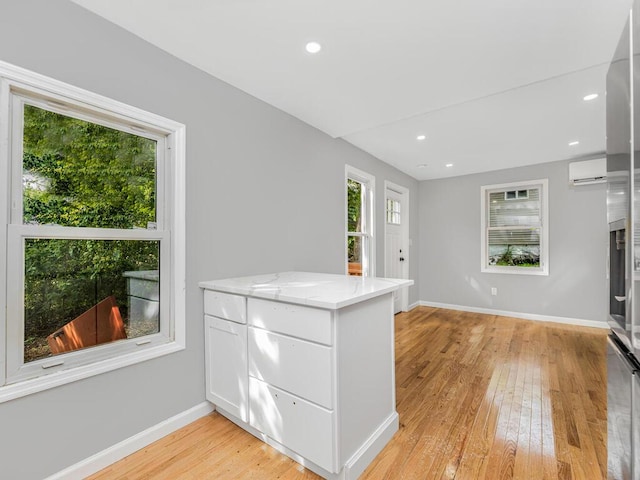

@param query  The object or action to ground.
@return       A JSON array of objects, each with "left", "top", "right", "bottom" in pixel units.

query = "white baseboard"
[
  {"left": 343, "top": 412, "right": 399, "bottom": 480},
  {"left": 417, "top": 301, "right": 609, "bottom": 329},
  {"left": 407, "top": 301, "right": 421, "bottom": 311},
  {"left": 46, "top": 401, "right": 215, "bottom": 480},
  {"left": 215, "top": 406, "right": 398, "bottom": 480}
]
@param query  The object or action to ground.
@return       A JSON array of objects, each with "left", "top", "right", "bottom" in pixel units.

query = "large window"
[
  {"left": 346, "top": 165, "right": 375, "bottom": 277},
  {"left": 0, "top": 61, "right": 185, "bottom": 399},
  {"left": 481, "top": 179, "right": 548, "bottom": 275}
]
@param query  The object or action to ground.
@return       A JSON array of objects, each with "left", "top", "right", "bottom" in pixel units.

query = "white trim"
[
  {"left": 13, "top": 90, "right": 167, "bottom": 141},
  {"left": 0, "top": 342, "right": 184, "bottom": 403},
  {"left": 10, "top": 94, "right": 23, "bottom": 223},
  {"left": 481, "top": 178, "right": 549, "bottom": 276},
  {"left": 0, "top": 79, "right": 9, "bottom": 388},
  {"left": 0, "top": 60, "right": 184, "bottom": 134},
  {"left": 383, "top": 181, "right": 410, "bottom": 312},
  {"left": 345, "top": 164, "right": 375, "bottom": 187},
  {"left": 345, "top": 165, "right": 376, "bottom": 277},
  {"left": 407, "top": 301, "right": 421, "bottom": 311},
  {"left": 417, "top": 301, "right": 609, "bottom": 329},
  {"left": 44, "top": 402, "right": 214, "bottom": 480},
  {"left": 7, "top": 224, "right": 167, "bottom": 240},
  {"left": 481, "top": 178, "right": 547, "bottom": 192},
  {"left": 342, "top": 412, "right": 399, "bottom": 480},
  {"left": 0, "top": 59, "right": 187, "bottom": 399},
  {"left": 171, "top": 126, "right": 187, "bottom": 348}
]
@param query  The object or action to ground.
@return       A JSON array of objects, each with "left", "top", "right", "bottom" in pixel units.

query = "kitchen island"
[{"left": 199, "top": 272, "right": 413, "bottom": 480}]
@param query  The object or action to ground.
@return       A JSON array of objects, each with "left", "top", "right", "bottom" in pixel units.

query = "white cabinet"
[
  {"left": 200, "top": 272, "right": 412, "bottom": 480},
  {"left": 204, "top": 291, "right": 248, "bottom": 422}
]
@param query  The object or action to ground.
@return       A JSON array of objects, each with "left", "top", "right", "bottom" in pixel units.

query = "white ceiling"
[{"left": 71, "top": 0, "right": 631, "bottom": 180}]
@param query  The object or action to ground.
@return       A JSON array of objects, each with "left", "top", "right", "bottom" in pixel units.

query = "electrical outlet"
[{"left": 491, "top": 287, "right": 498, "bottom": 296}]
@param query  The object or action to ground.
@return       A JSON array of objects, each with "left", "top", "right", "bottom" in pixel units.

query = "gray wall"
[
  {"left": 418, "top": 158, "right": 608, "bottom": 323},
  {"left": 0, "top": 2, "right": 607, "bottom": 478},
  {"left": 0, "top": 1, "right": 418, "bottom": 478}
]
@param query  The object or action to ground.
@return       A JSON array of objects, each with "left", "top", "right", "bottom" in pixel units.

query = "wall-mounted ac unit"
[{"left": 569, "top": 158, "right": 606, "bottom": 185}]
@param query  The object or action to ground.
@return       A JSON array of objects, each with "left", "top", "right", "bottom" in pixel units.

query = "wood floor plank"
[
  {"left": 513, "top": 325, "right": 535, "bottom": 479},
  {"left": 539, "top": 334, "right": 559, "bottom": 480},
  {"left": 454, "top": 362, "right": 507, "bottom": 479},
  {"left": 483, "top": 329, "right": 521, "bottom": 478},
  {"left": 88, "top": 307, "right": 607, "bottom": 480}
]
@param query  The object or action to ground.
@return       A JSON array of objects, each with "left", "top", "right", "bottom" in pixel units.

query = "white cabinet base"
[
  {"left": 214, "top": 405, "right": 398, "bottom": 480},
  {"left": 201, "top": 273, "right": 413, "bottom": 480},
  {"left": 249, "top": 377, "right": 335, "bottom": 472}
]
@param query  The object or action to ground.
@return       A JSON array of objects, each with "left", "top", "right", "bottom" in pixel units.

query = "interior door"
[{"left": 385, "top": 185, "right": 408, "bottom": 313}]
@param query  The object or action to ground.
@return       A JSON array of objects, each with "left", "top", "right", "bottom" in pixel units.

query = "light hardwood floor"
[{"left": 89, "top": 307, "right": 607, "bottom": 480}]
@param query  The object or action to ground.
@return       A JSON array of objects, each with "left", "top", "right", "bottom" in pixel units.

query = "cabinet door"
[{"left": 205, "top": 315, "right": 248, "bottom": 421}]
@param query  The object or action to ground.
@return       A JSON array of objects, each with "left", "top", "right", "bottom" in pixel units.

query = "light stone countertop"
[{"left": 199, "top": 271, "right": 413, "bottom": 310}]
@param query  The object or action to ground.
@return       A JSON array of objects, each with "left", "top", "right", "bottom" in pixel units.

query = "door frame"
[{"left": 384, "top": 181, "right": 409, "bottom": 312}]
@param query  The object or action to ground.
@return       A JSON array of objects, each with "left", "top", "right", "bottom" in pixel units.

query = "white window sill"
[
  {"left": 0, "top": 341, "right": 184, "bottom": 404},
  {"left": 481, "top": 266, "right": 549, "bottom": 276}
]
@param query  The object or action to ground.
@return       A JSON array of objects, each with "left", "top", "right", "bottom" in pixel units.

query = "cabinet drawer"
[
  {"left": 204, "top": 290, "right": 246, "bottom": 323},
  {"left": 248, "top": 327, "right": 333, "bottom": 409},
  {"left": 205, "top": 315, "right": 248, "bottom": 421},
  {"left": 249, "top": 377, "right": 336, "bottom": 473},
  {"left": 248, "top": 297, "right": 332, "bottom": 345}
]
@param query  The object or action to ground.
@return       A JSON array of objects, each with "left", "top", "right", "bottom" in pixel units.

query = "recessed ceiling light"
[
  {"left": 445, "top": 163, "right": 453, "bottom": 168},
  {"left": 305, "top": 42, "right": 322, "bottom": 54},
  {"left": 417, "top": 164, "right": 427, "bottom": 168},
  {"left": 416, "top": 134, "right": 426, "bottom": 141},
  {"left": 569, "top": 141, "right": 579, "bottom": 146},
  {"left": 583, "top": 93, "right": 599, "bottom": 101}
]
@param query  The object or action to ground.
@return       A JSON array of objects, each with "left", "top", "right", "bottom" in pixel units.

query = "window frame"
[
  {"left": 480, "top": 179, "right": 549, "bottom": 276},
  {"left": 504, "top": 189, "right": 529, "bottom": 200},
  {"left": 0, "top": 60, "right": 186, "bottom": 402},
  {"left": 345, "top": 165, "right": 375, "bottom": 277},
  {"left": 386, "top": 197, "right": 401, "bottom": 225}
]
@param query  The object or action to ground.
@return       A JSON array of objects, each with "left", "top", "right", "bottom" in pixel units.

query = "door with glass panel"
[{"left": 384, "top": 183, "right": 409, "bottom": 313}]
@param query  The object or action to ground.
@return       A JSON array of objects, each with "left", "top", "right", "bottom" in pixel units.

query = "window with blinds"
[{"left": 481, "top": 180, "right": 548, "bottom": 275}]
